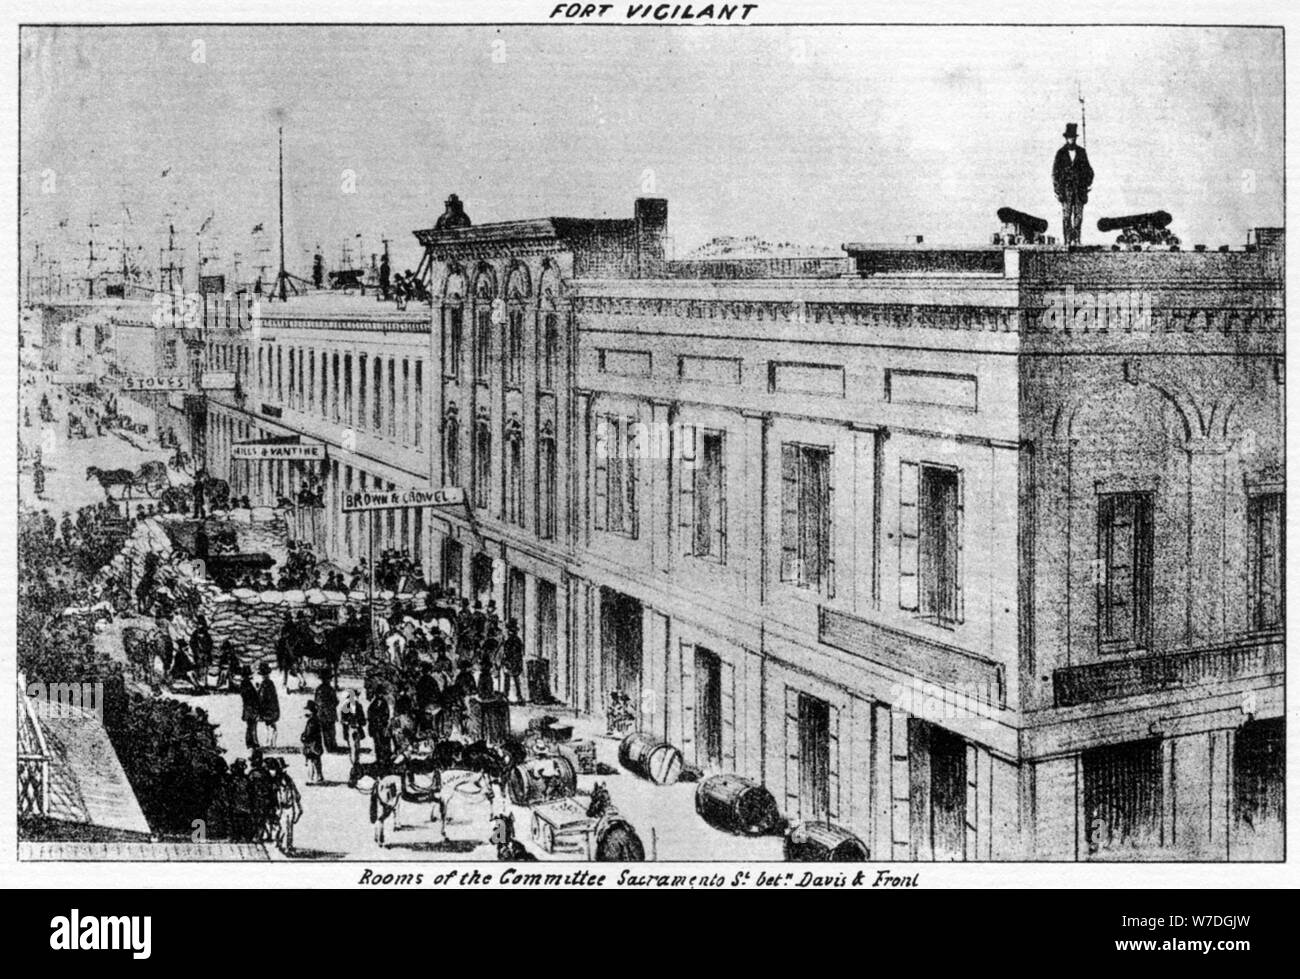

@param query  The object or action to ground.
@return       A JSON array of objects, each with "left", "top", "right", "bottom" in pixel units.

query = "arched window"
[
  {"left": 443, "top": 269, "right": 465, "bottom": 381},
  {"left": 473, "top": 408, "right": 492, "bottom": 510},
  {"left": 538, "top": 267, "right": 563, "bottom": 392},
  {"left": 505, "top": 264, "right": 531, "bottom": 389},
  {"left": 538, "top": 419, "right": 557, "bottom": 540},
  {"left": 473, "top": 273, "right": 494, "bottom": 382},
  {"left": 443, "top": 404, "right": 461, "bottom": 487},
  {"left": 504, "top": 415, "right": 525, "bottom": 526}
]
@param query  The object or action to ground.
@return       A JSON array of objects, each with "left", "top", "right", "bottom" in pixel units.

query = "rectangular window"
[
  {"left": 288, "top": 348, "right": 296, "bottom": 406},
  {"left": 308, "top": 350, "right": 315, "bottom": 410},
  {"left": 444, "top": 415, "right": 461, "bottom": 488},
  {"left": 919, "top": 465, "right": 962, "bottom": 625},
  {"left": 358, "top": 354, "right": 367, "bottom": 429},
  {"left": 445, "top": 307, "right": 463, "bottom": 380},
  {"left": 1247, "top": 492, "right": 1284, "bottom": 633},
  {"left": 475, "top": 308, "right": 491, "bottom": 381},
  {"left": 506, "top": 428, "right": 525, "bottom": 526},
  {"left": 344, "top": 354, "right": 353, "bottom": 423},
  {"left": 542, "top": 312, "right": 559, "bottom": 391},
  {"left": 276, "top": 346, "right": 283, "bottom": 401},
  {"left": 401, "top": 360, "right": 411, "bottom": 443},
  {"left": 388, "top": 359, "right": 397, "bottom": 438},
  {"left": 594, "top": 414, "right": 638, "bottom": 538},
  {"left": 680, "top": 427, "right": 727, "bottom": 562},
  {"left": 414, "top": 361, "right": 424, "bottom": 449},
  {"left": 373, "top": 357, "right": 382, "bottom": 432},
  {"left": 1097, "top": 492, "right": 1154, "bottom": 652},
  {"left": 163, "top": 339, "right": 178, "bottom": 370},
  {"left": 538, "top": 433, "right": 557, "bottom": 539},
  {"left": 474, "top": 416, "right": 491, "bottom": 510},
  {"left": 780, "top": 443, "right": 833, "bottom": 592},
  {"left": 507, "top": 308, "right": 524, "bottom": 388},
  {"left": 332, "top": 353, "right": 341, "bottom": 422}
]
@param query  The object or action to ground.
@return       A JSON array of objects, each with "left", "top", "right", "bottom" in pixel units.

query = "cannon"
[
  {"left": 996, "top": 207, "right": 1048, "bottom": 238},
  {"left": 1097, "top": 211, "right": 1179, "bottom": 248}
]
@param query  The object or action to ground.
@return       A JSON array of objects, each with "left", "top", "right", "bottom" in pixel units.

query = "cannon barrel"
[
  {"left": 996, "top": 207, "right": 1048, "bottom": 234},
  {"left": 1097, "top": 211, "right": 1172, "bottom": 233}
]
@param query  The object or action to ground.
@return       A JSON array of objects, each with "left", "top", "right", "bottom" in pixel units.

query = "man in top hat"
[
  {"left": 1053, "top": 122, "right": 1094, "bottom": 246},
  {"left": 301, "top": 701, "right": 325, "bottom": 784},
  {"left": 315, "top": 668, "right": 340, "bottom": 753},
  {"left": 502, "top": 619, "right": 526, "bottom": 704},
  {"left": 239, "top": 665, "right": 260, "bottom": 749}
]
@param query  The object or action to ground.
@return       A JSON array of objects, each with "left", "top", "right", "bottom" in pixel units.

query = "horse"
[
  {"left": 86, "top": 466, "right": 137, "bottom": 499},
  {"left": 586, "top": 782, "right": 646, "bottom": 861},
  {"left": 489, "top": 813, "right": 536, "bottom": 862}
]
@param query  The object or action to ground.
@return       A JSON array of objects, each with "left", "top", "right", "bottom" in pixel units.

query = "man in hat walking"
[
  {"left": 1053, "top": 122, "right": 1094, "bottom": 246},
  {"left": 239, "top": 666, "right": 260, "bottom": 749},
  {"left": 502, "top": 619, "right": 525, "bottom": 704},
  {"left": 315, "top": 669, "right": 340, "bottom": 753},
  {"left": 301, "top": 701, "right": 325, "bottom": 784}
]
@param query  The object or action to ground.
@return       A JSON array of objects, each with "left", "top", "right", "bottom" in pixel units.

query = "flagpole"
[{"left": 277, "top": 126, "right": 287, "bottom": 302}]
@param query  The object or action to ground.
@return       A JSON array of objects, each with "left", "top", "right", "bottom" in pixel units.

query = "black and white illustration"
[{"left": 15, "top": 20, "right": 1284, "bottom": 866}]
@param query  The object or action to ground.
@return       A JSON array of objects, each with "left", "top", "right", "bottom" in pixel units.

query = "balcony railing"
[{"left": 1052, "top": 634, "right": 1283, "bottom": 708}]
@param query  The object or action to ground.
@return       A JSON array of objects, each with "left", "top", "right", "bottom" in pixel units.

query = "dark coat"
[
  {"left": 258, "top": 678, "right": 280, "bottom": 724},
  {"left": 503, "top": 634, "right": 525, "bottom": 674},
  {"left": 239, "top": 678, "right": 260, "bottom": 722},
  {"left": 368, "top": 695, "right": 390, "bottom": 740},
  {"left": 341, "top": 700, "right": 366, "bottom": 733},
  {"left": 315, "top": 681, "right": 339, "bottom": 722},
  {"left": 1053, "top": 143, "right": 1094, "bottom": 204},
  {"left": 301, "top": 715, "right": 324, "bottom": 759}
]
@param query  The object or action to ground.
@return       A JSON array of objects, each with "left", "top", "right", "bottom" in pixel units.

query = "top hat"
[
  {"left": 1063, "top": 122, "right": 1079, "bottom": 139},
  {"left": 258, "top": 662, "right": 272, "bottom": 675}
]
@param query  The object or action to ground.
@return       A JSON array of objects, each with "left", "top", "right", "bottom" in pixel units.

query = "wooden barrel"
[
  {"left": 695, "top": 775, "right": 784, "bottom": 836},
  {"left": 506, "top": 755, "right": 578, "bottom": 807},
  {"left": 618, "top": 732, "right": 683, "bottom": 786},
  {"left": 784, "top": 821, "right": 869, "bottom": 862}
]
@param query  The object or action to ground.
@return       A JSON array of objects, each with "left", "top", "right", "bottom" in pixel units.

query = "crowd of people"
[{"left": 203, "top": 749, "right": 303, "bottom": 854}]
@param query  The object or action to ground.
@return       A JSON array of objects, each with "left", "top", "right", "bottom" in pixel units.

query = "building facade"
[{"left": 176, "top": 197, "right": 1282, "bottom": 862}]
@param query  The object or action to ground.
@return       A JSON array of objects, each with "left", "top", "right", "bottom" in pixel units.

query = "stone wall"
[{"left": 100, "top": 515, "right": 445, "bottom": 669}]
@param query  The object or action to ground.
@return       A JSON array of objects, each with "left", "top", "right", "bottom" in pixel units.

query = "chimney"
[{"left": 634, "top": 197, "right": 668, "bottom": 276}]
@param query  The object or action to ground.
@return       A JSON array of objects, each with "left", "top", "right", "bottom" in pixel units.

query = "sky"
[{"left": 19, "top": 25, "right": 1283, "bottom": 285}]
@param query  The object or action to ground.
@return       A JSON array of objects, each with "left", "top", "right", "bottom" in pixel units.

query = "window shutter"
[
  {"left": 720, "top": 659, "right": 736, "bottom": 772},
  {"left": 899, "top": 460, "right": 920, "bottom": 611},
  {"left": 593, "top": 416, "right": 607, "bottom": 532},
  {"left": 717, "top": 442, "right": 728, "bottom": 564},
  {"left": 825, "top": 448, "right": 836, "bottom": 598},
  {"left": 828, "top": 704, "right": 841, "bottom": 822},
  {"left": 955, "top": 469, "right": 965, "bottom": 623},
  {"left": 780, "top": 445, "right": 800, "bottom": 583},
  {"left": 626, "top": 420, "right": 640, "bottom": 539},
  {"left": 784, "top": 687, "right": 801, "bottom": 822},
  {"left": 679, "top": 425, "right": 697, "bottom": 555},
  {"left": 680, "top": 643, "right": 696, "bottom": 759}
]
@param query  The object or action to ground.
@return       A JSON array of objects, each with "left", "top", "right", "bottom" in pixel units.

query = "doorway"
[
  {"left": 508, "top": 567, "right": 526, "bottom": 631},
  {"left": 695, "top": 647, "right": 723, "bottom": 771},
  {"left": 441, "top": 537, "right": 463, "bottom": 594},
  {"left": 599, "top": 588, "right": 643, "bottom": 711},
  {"left": 471, "top": 552, "right": 494, "bottom": 606},
  {"left": 798, "top": 692, "right": 831, "bottom": 822}
]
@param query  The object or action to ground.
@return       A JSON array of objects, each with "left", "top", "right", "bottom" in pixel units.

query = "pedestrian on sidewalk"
[
  {"left": 502, "top": 619, "right": 525, "bottom": 703},
  {"left": 300, "top": 702, "right": 325, "bottom": 784},
  {"left": 239, "top": 666, "right": 260, "bottom": 749},
  {"left": 315, "top": 669, "right": 340, "bottom": 752},
  {"left": 257, "top": 663, "right": 280, "bottom": 748},
  {"left": 341, "top": 689, "right": 367, "bottom": 768}
]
